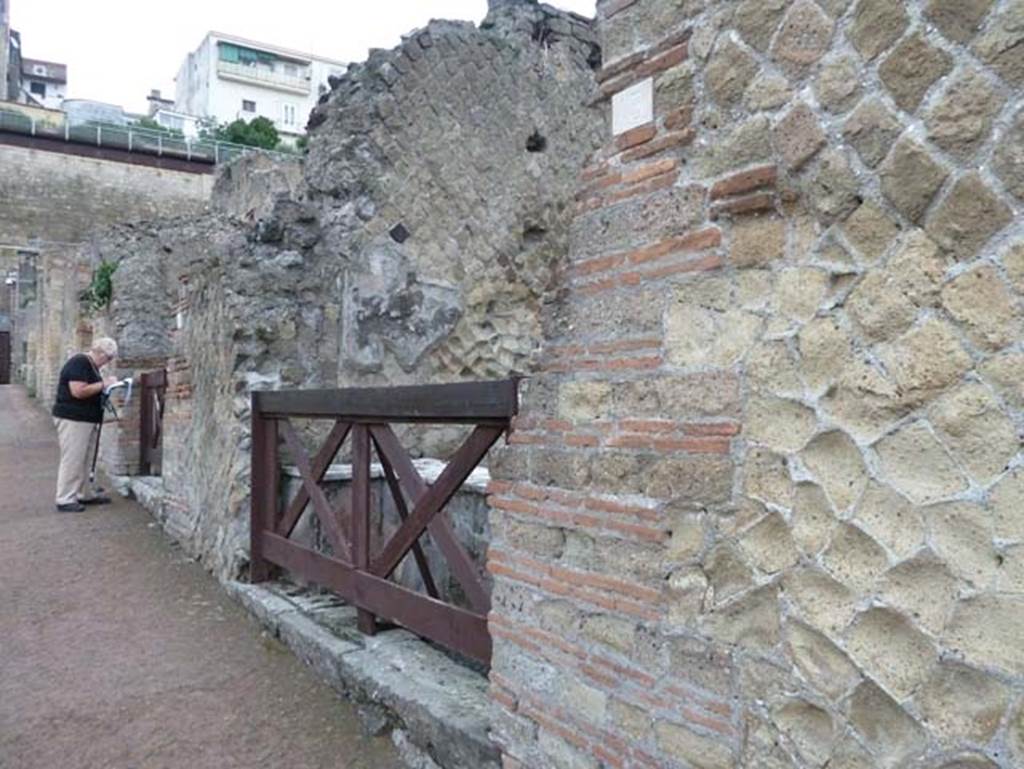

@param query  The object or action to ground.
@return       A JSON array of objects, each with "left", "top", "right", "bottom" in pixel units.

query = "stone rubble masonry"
[{"left": 488, "top": 0, "right": 1024, "bottom": 768}]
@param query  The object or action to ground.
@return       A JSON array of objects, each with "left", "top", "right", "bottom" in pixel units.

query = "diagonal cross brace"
[
  {"left": 378, "top": 454, "right": 441, "bottom": 599},
  {"left": 369, "top": 423, "right": 501, "bottom": 614},
  {"left": 279, "top": 418, "right": 352, "bottom": 561},
  {"left": 276, "top": 420, "right": 351, "bottom": 538}
]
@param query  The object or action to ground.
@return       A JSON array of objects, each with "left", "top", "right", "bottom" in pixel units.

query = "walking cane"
[{"left": 88, "top": 378, "right": 133, "bottom": 486}]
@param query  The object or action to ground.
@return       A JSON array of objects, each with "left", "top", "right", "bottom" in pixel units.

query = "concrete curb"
[{"left": 223, "top": 581, "right": 500, "bottom": 769}]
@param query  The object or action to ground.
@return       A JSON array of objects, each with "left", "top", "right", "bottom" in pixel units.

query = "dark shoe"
[
  {"left": 79, "top": 496, "right": 111, "bottom": 506},
  {"left": 56, "top": 502, "right": 87, "bottom": 513}
]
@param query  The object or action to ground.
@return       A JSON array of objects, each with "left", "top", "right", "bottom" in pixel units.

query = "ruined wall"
[
  {"left": 303, "top": 2, "right": 602, "bottom": 391},
  {"left": 93, "top": 1, "right": 606, "bottom": 582},
  {"left": 487, "top": 1, "right": 1024, "bottom": 768},
  {"left": 0, "top": 142, "right": 213, "bottom": 246}
]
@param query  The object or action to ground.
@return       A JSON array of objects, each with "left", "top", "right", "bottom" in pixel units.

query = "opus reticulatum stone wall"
[{"left": 486, "top": 1, "right": 1024, "bottom": 768}]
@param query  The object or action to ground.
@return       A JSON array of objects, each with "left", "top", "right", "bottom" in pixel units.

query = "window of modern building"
[
  {"left": 29, "top": 81, "right": 45, "bottom": 96},
  {"left": 242, "top": 99, "right": 256, "bottom": 112},
  {"left": 283, "top": 104, "right": 295, "bottom": 125}
]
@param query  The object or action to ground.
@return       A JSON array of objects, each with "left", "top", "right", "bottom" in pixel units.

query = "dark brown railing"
[
  {"left": 139, "top": 369, "right": 167, "bottom": 475},
  {"left": 249, "top": 380, "right": 519, "bottom": 664}
]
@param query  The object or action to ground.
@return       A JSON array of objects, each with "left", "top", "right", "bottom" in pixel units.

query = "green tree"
[{"left": 200, "top": 116, "right": 280, "bottom": 150}]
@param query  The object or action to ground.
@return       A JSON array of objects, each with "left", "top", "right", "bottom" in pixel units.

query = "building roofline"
[{"left": 203, "top": 30, "right": 347, "bottom": 67}]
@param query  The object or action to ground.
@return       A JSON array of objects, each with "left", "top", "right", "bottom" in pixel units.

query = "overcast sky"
[{"left": 11, "top": 0, "right": 597, "bottom": 113}]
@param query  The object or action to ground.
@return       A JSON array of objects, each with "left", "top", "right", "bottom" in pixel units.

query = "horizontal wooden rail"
[{"left": 252, "top": 378, "right": 519, "bottom": 422}]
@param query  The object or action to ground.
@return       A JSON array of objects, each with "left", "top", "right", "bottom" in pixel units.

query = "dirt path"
[{"left": 0, "top": 385, "right": 403, "bottom": 769}]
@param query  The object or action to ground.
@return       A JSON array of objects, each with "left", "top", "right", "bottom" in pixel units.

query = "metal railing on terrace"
[
  {"left": 216, "top": 60, "right": 311, "bottom": 94},
  {"left": 0, "top": 108, "right": 295, "bottom": 165}
]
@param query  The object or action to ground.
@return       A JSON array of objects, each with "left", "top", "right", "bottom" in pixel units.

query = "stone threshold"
[{"left": 112, "top": 473, "right": 499, "bottom": 769}]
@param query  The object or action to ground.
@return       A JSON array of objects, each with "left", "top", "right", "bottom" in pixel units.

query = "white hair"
[{"left": 90, "top": 337, "right": 118, "bottom": 359}]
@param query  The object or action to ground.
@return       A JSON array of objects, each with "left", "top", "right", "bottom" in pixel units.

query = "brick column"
[{"left": 484, "top": 2, "right": 777, "bottom": 766}]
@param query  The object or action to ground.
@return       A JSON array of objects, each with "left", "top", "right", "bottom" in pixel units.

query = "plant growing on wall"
[{"left": 80, "top": 260, "right": 117, "bottom": 314}]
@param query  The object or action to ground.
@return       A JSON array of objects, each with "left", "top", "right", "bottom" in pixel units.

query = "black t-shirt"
[{"left": 52, "top": 353, "right": 103, "bottom": 423}]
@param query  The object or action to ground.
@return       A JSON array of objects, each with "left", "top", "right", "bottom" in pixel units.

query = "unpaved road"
[{"left": 0, "top": 385, "right": 402, "bottom": 769}]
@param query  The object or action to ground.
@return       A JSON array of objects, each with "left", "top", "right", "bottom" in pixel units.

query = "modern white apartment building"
[{"left": 174, "top": 32, "right": 345, "bottom": 144}]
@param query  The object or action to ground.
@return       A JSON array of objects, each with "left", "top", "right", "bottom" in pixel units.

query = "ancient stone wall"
[
  {"left": 88, "top": 1, "right": 605, "bottom": 583},
  {"left": 487, "top": 1, "right": 1024, "bottom": 768},
  {"left": 0, "top": 142, "right": 213, "bottom": 246}
]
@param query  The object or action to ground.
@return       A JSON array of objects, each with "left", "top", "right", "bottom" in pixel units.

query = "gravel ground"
[{"left": 0, "top": 385, "right": 403, "bottom": 769}]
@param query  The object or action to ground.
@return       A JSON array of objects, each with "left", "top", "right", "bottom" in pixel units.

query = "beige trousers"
[{"left": 54, "top": 418, "right": 99, "bottom": 505}]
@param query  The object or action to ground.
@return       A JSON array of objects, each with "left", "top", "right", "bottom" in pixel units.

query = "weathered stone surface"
[
  {"left": 941, "top": 264, "right": 1020, "bottom": 351},
  {"left": 993, "top": 111, "right": 1024, "bottom": 201},
  {"left": 853, "top": 483, "right": 925, "bottom": 560},
  {"left": 770, "top": 698, "right": 835, "bottom": 766},
  {"left": 1011, "top": 700, "right": 1024, "bottom": 766},
  {"left": 848, "top": 0, "right": 909, "bottom": 60},
  {"left": 747, "top": 340, "right": 803, "bottom": 395},
  {"left": 926, "top": 67, "right": 1003, "bottom": 160},
  {"left": 841, "top": 201, "right": 901, "bottom": 264},
  {"left": 744, "top": 72, "right": 793, "bottom": 111},
  {"left": 930, "top": 383, "right": 1019, "bottom": 482},
  {"left": 816, "top": 54, "right": 861, "bottom": 113},
  {"left": 774, "top": 267, "right": 830, "bottom": 323},
  {"left": 702, "top": 584, "right": 780, "bottom": 650},
  {"left": 879, "top": 554, "right": 960, "bottom": 634},
  {"left": 786, "top": 619, "right": 861, "bottom": 701},
  {"left": 991, "top": 468, "right": 1024, "bottom": 541},
  {"left": 879, "top": 139, "right": 949, "bottom": 223},
  {"left": 1005, "top": 242, "right": 1024, "bottom": 292},
  {"left": 822, "top": 523, "right": 889, "bottom": 592},
  {"left": 843, "top": 99, "right": 903, "bottom": 168},
  {"left": 731, "top": 215, "right": 787, "bottom": 268},
  {"left": 846, "top": 232, "right": 947, "bottom": 342},
  {"left": 848, "top": 681, "right": 927, "bottom": 768},
  {"left": 739, "top": 513, "right": 801, "bottom": 574},
  {"left": 973, "top": 0, "right": 1024, "bottom": 84},
  {"left": 876, "top": 422, "right": 969, "bottom": 504},
  {"left": 655, "top": 721, "right": 734, "bottom": 769},
  {"left": 774, "top": 103, "right": 826, "bottom": 170},
  {"left": 747, "top": 396, "right": 818, "bottom": 453},
  {"left": 733, "top": 0, "right": 789, "bottom": 51},
  {"left": 801, "top": 431, "right": 867, "bottom": 512},
  {"left": 879, "top": 319, "right": 972, "bottom": 406},
  {"left": 927, "top": 502, "right": 999, "bottom": 586},
  {"left": 945, "top": 595, "right": 1024, "bottom": 674},
  {"left": 798, "top": 316, "right": 854, "bottom": 392},
  {"left": 925, "top": 0, "right": 996, "bottom": 44},
  {"left": 846, "top": 607, "right": 935, "bottom": 698},
  {"left": 706, "top": 543, "right": 755, "bottom": 605},
  {"left": 980, "top": 351, "right": 1024, "bottom": 411},
  {"left": 806, "top": 149, "right": 861, "bottom": 224},
  {"left": 771, "top": 0, "right": 835, "bottom": 71},
  {"left": 791, "top": 482, "right": 837, "bottom": 557},
  {"left": 879, "top": 33, "right": 953, "bottom": 113},
  {"left": 821, "top": 359, "right": 908, "bottom": 442},
  {"left": 558, "top": 380, "right": 613, "bottom": 422},
  {"left": 706, "top": 36, "right": 760, "bottom": 109},
  {"left": 784, "top": 567, "right": 858, "bottom": 635},
  {"left": 695, "top": 115, "right": 774, "bottom": 177},
  {"left": 665, "top": 298, "right": 761, "bottom": 368},
  {"left": 927, "top": 173, "right": 1013, "bottom": 260},
  {"left": 917, "top": 662, "right": 1010, "bottom": 745}
]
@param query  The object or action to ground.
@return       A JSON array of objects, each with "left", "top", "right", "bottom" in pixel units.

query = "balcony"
[{"left": 216, "top": 60, "right": 311, "bottom": 95}]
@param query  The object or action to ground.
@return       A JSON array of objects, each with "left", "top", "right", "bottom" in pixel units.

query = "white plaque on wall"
[{"left": 611, "top": 77, "right": 654, "bottom": 136}]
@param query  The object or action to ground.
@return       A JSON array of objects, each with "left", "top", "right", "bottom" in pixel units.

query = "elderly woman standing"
[{"left": 51, "top": 337, "right": 119, "bottom": 512}]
